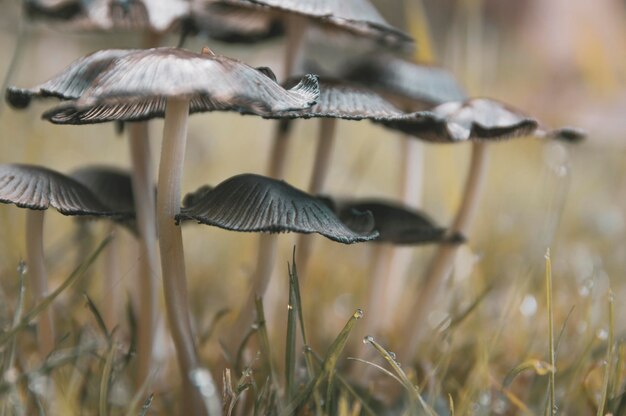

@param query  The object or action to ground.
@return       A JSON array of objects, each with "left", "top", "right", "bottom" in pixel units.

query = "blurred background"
[{"left": 0, "top": 0, "right": 625, "bottom": 414}]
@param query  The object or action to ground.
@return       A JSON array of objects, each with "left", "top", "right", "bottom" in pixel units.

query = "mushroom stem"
[
  {"left": 399, "top": 142, "right": 488, "bottom": 360},
  {"left": 157, "top": 98, "right": 209, "bottom": 416},
  {"left": 128, "top": 121, "right": 158, "bottom": 388},
  {"left": 25, "top": 209, "right": 55, "bottom": 356},
  {"left": 283, "top": 15, "right": 307, "bottom": 80},
  {"left": 373, "top": 138, "right": 424, "bottom": 330},
  {"left": 295, "top": 118, "right": 337, "bottom": 275}
]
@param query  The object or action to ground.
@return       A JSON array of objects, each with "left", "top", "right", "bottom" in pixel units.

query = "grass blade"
[
  {"left": 597, "top": 290, "right": 615, "bottom": 416},
  {"left": 285, "top": 263, "right": 297, "bottom": 403},
  {"left": 84, "top": 293, "right": 111, "bottom": 342},
  {"left": 280, "top": 308, "right": 363, "bottom": 416},
  {"left": 99, "top": 341, "right": 116, "bottom": 416},
  {"left": 254, "top": 297, "right": 280, "bottom": 409},
  {"left": 545, "top": 249, "right": 556, "bottom": 416},
  {"left": 362, "top": 336, "right": 436, "bottom": 416},
  {"left": 0, "top": 237, "right": 110, "bottom": 348}
]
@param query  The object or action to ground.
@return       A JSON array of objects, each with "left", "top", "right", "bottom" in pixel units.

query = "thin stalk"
[
  {"left": 545, "top": 249, "right": 556, "bottom": 416},
  {"left": 295, "top": 118, "right": 337, "bottom": 275},
  {"left": 399, "top": 142, "right": 488, "bottom": 361},
  {"left": 128, "top": 121, "right": 159, "bottom": 388},
  {"left": 372, "top": 138, "right": 424, "bottom": 331},
  {"left": 157, "top": 97, "right": 207, "bottom": 416},
  {"left": 361, "top": 244, "right": 394, "bottom": 338},
  {"left": 102, "top": 223, "right": 120, "bottom": 331},
  {"left": 225, "top": 232, "right": 278, "bottom": 354},
  {"left": 25, "top": 209, "right": 54, "bottom": 357}
]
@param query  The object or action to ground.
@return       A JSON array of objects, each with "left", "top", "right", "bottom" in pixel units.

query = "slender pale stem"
[
  {"left": 295, "top": 118, "right": 337, "bottom": 275},
  {"left": 157, "top": 97, "right": 208, "bottom": 416},
  {"left": 399, "top": 142, "right": 488, "bottom": 361},
  {"left": 376, "top": 138, "right": 425, "bottom": 329},
  {"left": 128, "top": 121, "right": 159, "bottom": 388},
  {"left": 25, "top": 209, "right": 54, "bottom": 356},
  {"left": 103, "top": 223, "right": 119, "bottom": 332},
  {"left": 283, "top": 15, "right": 307, "bottom": 80}
]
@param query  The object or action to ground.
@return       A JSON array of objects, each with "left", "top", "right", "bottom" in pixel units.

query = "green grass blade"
[
  {"left": 280, "top": 308, "right": 363, "bottom": 416},
  {"left": 545, "top": 249, "right": 556, "bottom": 416},
  {"left": 99, "top": 342, "right": 116, "bottom": 416},
  {"left": 285, "top": 263, "right": 297, "bottom": 403},
  {"left": 84, "top": 293, "right": 111, "bottom": 342},
  {"left": 254, "top": 297, "right": 280, "bottom": 410},
  {"left": 0, "top": 237, "right": 110, "bottom": 348},
  {"left": 363, "top": 336, "right": 436, "bottom": 416},
  {"left": 597, "top": 290, "right": 614, "bottom": 416}
]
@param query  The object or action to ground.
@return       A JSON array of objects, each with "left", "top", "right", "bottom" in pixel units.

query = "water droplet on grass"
[
  {"left": 363, "top": 335, "right": 374, "bottom": 344},
  {"left": 354, "top": 308, "right": 364, "bottom": 319}
]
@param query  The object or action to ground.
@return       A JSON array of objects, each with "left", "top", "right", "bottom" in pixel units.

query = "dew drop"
[
  {"left": 520, "top": 294, "right": 538, "bottom": 317},
  {"left": 287, "top": 304, "right": 293, "bottom": 310},
  {"left": 354, "top": 308, "right": 364, "bottom": 319},
  {"left": 17, "top": 261, "right": 27, "bottom": 275},
  {"left": 363, "top": 335, "right": 374, "bottom": 344},
  {"left": 388, "top": 351, "right": 396, "bottom": 361}
]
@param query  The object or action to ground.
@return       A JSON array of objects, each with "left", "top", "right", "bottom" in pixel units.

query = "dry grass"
[{"left": 0, "top": 0, "right": 625, "bottom": 414}]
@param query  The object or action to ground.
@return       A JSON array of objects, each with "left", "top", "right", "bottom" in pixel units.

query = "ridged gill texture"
[
  {"left": 177, "top": 173, "right": 378, "bottom": 243},
  {"left": 0, "top": 164, "right": 126, "bottom": 217},
  {"left": 271, "top": 77, "right": 406, "bottom": 121},
  {"left": 6, "top": 49, "right": 135, "bottom": 108},
  {"left": 380, "top": 98, "right": 540, "bottom": 143},
  {"left": 30, "top": 47, "right": 320, "bottom": 123},
  {"left": 218, "top": 0, "right": 413, "bottom": 47}
]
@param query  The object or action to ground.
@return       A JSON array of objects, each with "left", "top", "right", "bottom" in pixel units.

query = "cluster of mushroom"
[{"left": 4, "top": 0, "right": 584, "bottom": 414}]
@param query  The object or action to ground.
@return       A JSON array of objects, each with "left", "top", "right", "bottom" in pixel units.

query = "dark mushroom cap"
[
  {"left": 189, "top": 2, "right": 284, "bottom": 44},
  {"left": 0, "top": 164, "right": 127, "bottom": 218},
  {"left": 268, "top": 77, "right": 406, "bottom": 121},
  {"left": 379, "top": 98, "right": 540, "bottom": 143},
  {"left": 6, "top": 49, "right": 135, "bottom": 109},
  {"left": 25, "top": 0, "right": 189, "bottom": 34},
  {"left": 342, "top": 55, "right": 467, "bottom": 111},
  {"left": 70, "top": 165, "right": 142, "bottom": 233},
  {"left": 215, "top": 0, "right": 413, "bottom": 47},
  {"left": 537, "top": 127, "right": 587, "bottom": 143},
  {"left": 70, "top": 166, "right": 136, "bottom": 213},
  {"left": 331, "top": 199, "right": 464, "bottom": 245},
  {"left": 176, "top": 173, "right": 378, "bottom": 243},
  {"left": 32, "top": 47, "right": 320, "bottom": 124}
]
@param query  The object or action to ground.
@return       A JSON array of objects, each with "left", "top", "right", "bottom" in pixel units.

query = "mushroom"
[
  {"left": 377, "top": 97, "right": 585, "bottom": 361},
  {"left": 8, "top": 46, "right": 319, "bottom": 415},
  {"left": 0, "top": 163, "right": 127, "bottom": 356},
  {"left": 177, "top": 173, "right": 378, "bottom": 244},
  {"left": 326, "top": 197, "right": 464, "bottom": 349},
  {"left": 178, "top": 175, "right": 378, "bottom": 362}
]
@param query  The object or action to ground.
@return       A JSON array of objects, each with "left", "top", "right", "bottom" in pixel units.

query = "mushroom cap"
[
  {"left": 268, "top": 77, "right": 406, "bottom": 121},
  {"left": 330, "top": 199, "right": 464, "bottom": 245},
  {"left": 25, "top": 0, "right": 189, "bottom": 34},
  {"left": 379, "top": 98, "right": 540, "bottom": 143},
  {"left": 0, "top": 164, "right": 127, "bottom": 218},
  {"left": 176, "top": 173, "right": 378, "bottom": 243},
  {"left": 6, "top": 49, "right": 135, "bottom": 109},
  {"left": 33, "top": 47, "right": 320, "bottom": 124},
  {"left": 342, "top": 55, "right": 467, "bottom": 111},
  {"left": 70, "top": 166, "right": 136, "bottom": 213},
  {"left": 189, "top": 2, "right": 284, "bottom": 43},
  {"left": 215, "top": 0, "right": 413, "bottom": 47}
]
